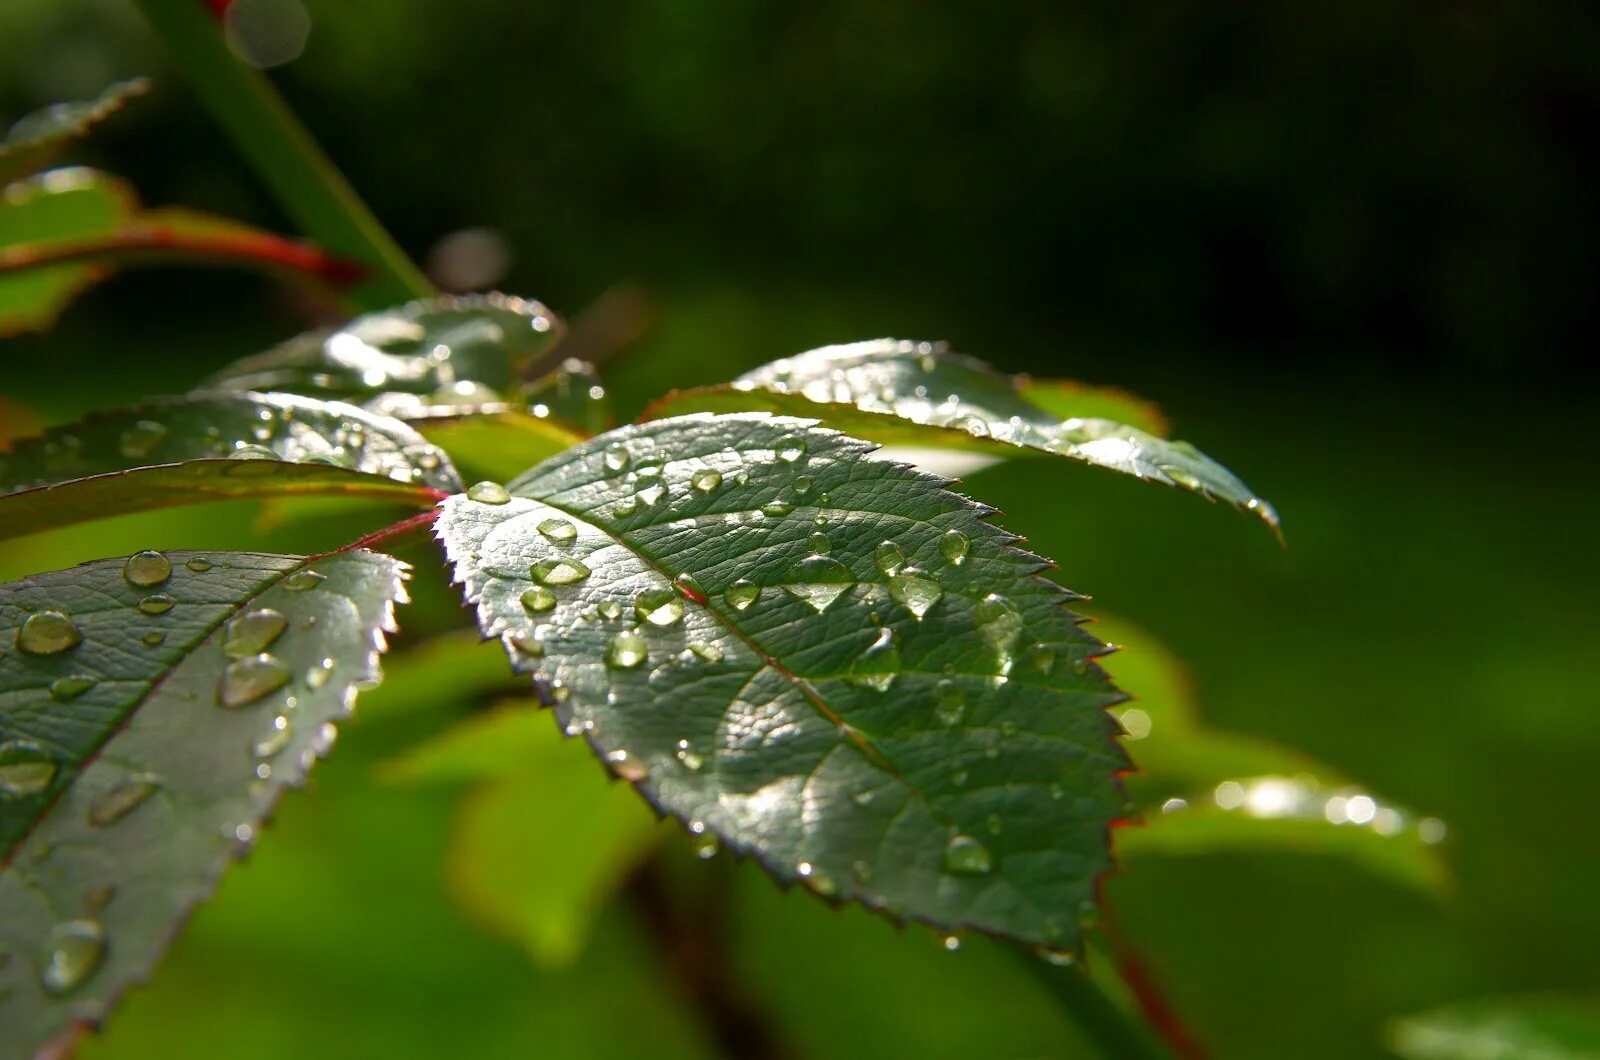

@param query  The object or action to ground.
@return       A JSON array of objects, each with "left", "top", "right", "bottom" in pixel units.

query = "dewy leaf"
[
  {"left": 0, "top": 391, "right": 460, "bottom": 540},
  {"left": 0, "top": 79, "right": 150, "bottom": 185},
  {"left": 0, "top": 169, "right": 363, "bottom": 335},
  {"left": 201, "top": 292, "right": 567, "bottom": 419},
  {"left": 1387, "top": 995, "right": 1600, "bottom": 1060},
  {"left": 437, "top": 412, "right": 1129, "bottom": 951},
  {"left": 643, "top": 339, "right": 1279, "bottom": 534},
  {"left": 0, "top": 548, "right": 408, "bottom": 1057}
]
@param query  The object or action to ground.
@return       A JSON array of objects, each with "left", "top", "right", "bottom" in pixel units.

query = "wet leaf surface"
[
  {"left": 0, "top": 549, "right": 408, "bottom": 1057},
  {"left": 438, "top": 412, "right": 1128, "bottom": 950},
  {"left": 644, "top": 339, "right": 1278, "bottom": 533},
  {"left": 0, "top": 391, "right": 459, "bottom": 540},
  {"left": 0, "top": 80, "right": 149, "bottom": 185}
]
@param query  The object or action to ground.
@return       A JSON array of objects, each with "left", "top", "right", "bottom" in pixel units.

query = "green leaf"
[
  {"left": 643, "top": 339, "right": 1278, "bottom": 534},
  {"left": 1096, "top": 616, "right": 1449, "bottom": 894},
  {"left": 437, "top": 412, "right": 1128, "bottom": 951},
  {"left": 0, "top": 80, "right": 150, "bottom": 185},
  {"left": 380, "top": 703, "right": 661, "bottom": 966},
  {"left": 202, "top": 293, "right": 567, "bottom": 418},
  {"left": 522, "top": 356, "right": 615, "bottom": 436},
  {"left": 0, "top": 391, "right": 460, "bottom": 540},
  {"left": 0, "top": 169, "right": 363, "bottom": 335},
  {"left": 1387, "top": 995, "right": 1600, "bottom": 1060},
  {"left": 416, "top": 411, "right": 589, "bottom": 484},
  {"left": 0, "top": 548, "right": 408, "bottom": 1057}
]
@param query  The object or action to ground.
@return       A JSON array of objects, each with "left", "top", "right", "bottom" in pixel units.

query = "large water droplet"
[
  {"left": 943, "top": 834, "right": 994, "bottom": 875},
  {"left": 606, "top": 631, "right": 648, "bottom": 669},
  {"left": 224, "top": 608, "right": 288, "bottom": 657},
  {"left": 537, "top": 518, "right": 576, "bottom": 542},
  {"left": 939, "top": 530, "right": 970, "bottom": 565},
  {"left": 521, "top": 586, "right": 557, "bottom": 613},
  {"left": 137, "top": 594, "right": 176, "bottom": 615},
  {"left": 467, "top": 480, "right": 511, "bottom": 504},
  {"left": 848, "top": 628, "right": 901, "bottom": 692},
  {"left": 603, "top": 444, "right": 630, "bottom": 471},
  {"left": 531, "top": 557, "right": 592, "bottom": 585},
  {"left": 780, "top": 555, "right": 855, "bottom": 613},
  {"left": 17, "top": 611, "right": 81, "bottom": 655},
  {"left": 635, "top": 589, "right": 684, "bottom": 627},
  {"left": 724, "top": 579, "right": 761, "bottom": 611},
  {"left": 934, "top": 680, "right": 967, "bottom": 726},
  {"left": 888, "top": 570, "right": 943, "bottom": 618},
  {"left": 49, "top": 676, "right": 95, "bottom": 701},
  {"left": 282, "top": 570, "right": 326, "bottom": 591},
  {"left": 87, "top": 774, "right": 161, "bottom": 826},
  {"left": 691, "top": 469, "right": 722, "bottom": 493},
  {"left": 123, "top": 550, "right": 171, "bottom": 587},
  {"left": 218, "top": 654, "right": 290, "bottom": 708},
  {"left": 39, "top": 919, "right": 105, "bottom": 995},
  {"left": 807, "top": 532, "right": 831, "bottom": 554},
  {"left": 118, "top": 420, "right": 168, "bottom": 459},
  {"left": 0, "top": 741, "right": 57, "bottom": 797},
  {"left": 873, "top": 541, "right": 906, "bottom": 576}
]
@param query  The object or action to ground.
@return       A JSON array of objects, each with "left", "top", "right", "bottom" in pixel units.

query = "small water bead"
[
  {"left": 693, "top": 833, "right": 720, "bottom": 859},
  {"left": 873, "top": 541, "right": 907, "bottom": 576},
  {"left": 793, "top": 476, "right": 813, "bottom": 495},
  {"left": 675, "top": 739, "right": 704, "bottom": 772},
  {"left": 724, "top": 580, "right": 761, "bottom": 611},
  {"left": 934, "top": 680, "right": 967, "bottom": 726},
  {"left": 687, "top": 641, "right": 724, "bottom": 663},
  {"left": 510, "top": 633, "right": 544, "bottom": 657},
  {"left": 672, "top": 573, "right": 707, "bottom": 604},
  {"left": 777, "top": 439, "right": 807, "bottom": 463},
  {"left": 520, "top": 586, "right": 557, "bottom": 614},
  {"left": 228, "top": 443, "right": 279, "bottom": 461},
  {"left": 888, "top": 570, "right": 943, "bottom": 618},
  {"left": 49, "top": 676, "right": 95, "bottom": 701},
  {"left": 597, "top": 600, "right": 625, "bottom": 621},
  {"left": 612, "top": 497, "right": 640, "bottom": 518},
  {"left": 282, "top": 570, "right": 326, "bottom": 591},
  {"left": 606, "top": 750, "right": 649, "bottom": 782},
  {"left": 87, "top": 774, "right": 161, "bottom": 826},
  {"left": 635, "top": 589, "right": 684, "bottom": 627},
  {"left": 224, "top": 608, "right": 287, "bottom": 656},
  {"left": 0, "top": 741, "right": 57, "bottom": 797},
  {"left": 123, "top": 550, "right": 171, "bottom": 587},
  {"left": 253, "top": 716, "right": 293, "bottom": 759},
  {"left": 939, "top": 530, "right": 970, "bottom": 565},
  {"left": 118, "top": 419, "right": 168, "bottom": 459},
  {"left": 634, "top": 461, "right": 663, "bottom": 480},
  {"left": 943, "top": 834, "right": 994, "bottom": 875},
  {"left": 305, "top": 657, "right": 335, "bottom": 688},
  {"left": 17, "top": 611, "right": 82, "bottom": 655},
  {"left": 848, "top": 628, "right": 902, "bottom": 693},
  {"left": 185, "top": 557, "right": 214, "bottom": 572},
  {"left": 39, "top": 919, "right": 106, "bottom": 995},
  {"left": 1024, "top": 643, "right": 1056, "bottom": 674},
  {"left": 218, "top": 654, "right": 291, "bottom": 708},
  {"left": 975, "top": 593, "right": 1023, "bottom": 652},
  {"left": 636, "top": 483, "right": 666, "bottom": 506},
  {"left": 606, "top": 631, "right": 648, "bottom": 669},
  {"left": 537, "top": 518, "right": 577, "bottom": 543},
  {"left": 531, "top": 557, "right": 591, "bottom": 585},
  {"left": 136, "top": 594, "right": 176, "bottom": 616},
  {"left": 603, "top": 444, "right": 631, "bottom": 471},
  {"left": 780, "top": 555, "right": 856, "bottom": 613},
  {"left": 761, "top": 501, "right": 793, "bottom": 518},
  {"left": 466, "top": 480, "right": 511, "bottom": 504},
  {"left": 690, "top": 469, "right": 723, "bottom": 493},
  {"left": 141, "top": 631, "right": 166, "bottom": 647}
]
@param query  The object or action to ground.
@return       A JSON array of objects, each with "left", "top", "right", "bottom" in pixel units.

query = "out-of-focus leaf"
[
  {"left": 1387, "top": 995, "right": 1600, "bottom": 1060},
  {"left": 438, "top": 412, "right": 1127, "bottom": 952},
  {"left": 0, "top": 391, "right": 459, "bottom": 540},
  {"left": 1097, "top": 615, "right": 1449, "bottom": 894},
  {"left": 522, "top": 357, "right": 614, "bottom": 435},
  {"left": 380, "top": 704, "right": 660, "bottom": 966},
  {"left": 0, "top": 548, "right": 408, "bottom": 1059},
  {"left": 0, "top": 170, "right": 364, "bottom": 335},
  {"left": 349, "top": 631, "right": 521, "bottom": 723},
  {"left": 201, "top": 293, "right": 565, "bottom": 418},
  {"left": 416, "top": 411, "right": 588, "bottom": 484},
  {"left": 643, "top": 339, "right": 1278, "bottom": 533},
  {"left": 0, "top": 80, "right": 150, "bottom": 185}
]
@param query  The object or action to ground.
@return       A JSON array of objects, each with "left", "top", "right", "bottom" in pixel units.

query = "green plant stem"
[
  {"left": 131, "top": 0, "right": 432, "bottom": 310},
  {"left": 1010, "top": 947, "right": 1171, "bottom": 1060}
]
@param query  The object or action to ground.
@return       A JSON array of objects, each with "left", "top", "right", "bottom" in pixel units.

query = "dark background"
[{"left": 2, "top": 2, "right": 1597, "bottom": 1057}]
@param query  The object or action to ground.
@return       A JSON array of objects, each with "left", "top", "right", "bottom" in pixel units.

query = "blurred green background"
[{"left": 2, "top": 1, "right": 1598, "bottom": 1057}]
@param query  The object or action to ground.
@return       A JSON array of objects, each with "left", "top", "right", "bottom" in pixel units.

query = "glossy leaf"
[
  {"left": 201, "top": 292, "right": 566, "bottom": 418},
  {"left": 1098, "top": 616, "right": 1449, "bottom": 894},
  {"left": 0, "top": 391, "right": 459, "bottom": 540},
  {"left": 0, "top": 548, "right": 408, "bottom": 1057},
  {"left": 0, "top": 80, "right": 150, "bottom": 185},
  {"left": 643, "top": 339, "right": 1278, "bottom": 533},
  {"left": 1387, "top": 995, "right": 1600, "bottom": 1060},
  {"left": 380, "top": 703, "right": 661, "bottom": 966},
  {"left": 438, "top": 413, "right": 1128, "bottom": 951},
  {"left": 0, "top": 169, "right": 365, "bottom": 335}
]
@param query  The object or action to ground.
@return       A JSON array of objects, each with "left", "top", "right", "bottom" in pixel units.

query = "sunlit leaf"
[
  {"left": 0, "top": 79, "right": 150, "bottom": 185},
  {"left": 1387, "top": 995, "right": 1600, "bottom": 1060},
  {"left": 643, "top": 339, "right": 1278, "bottom": 533},
  {"left": 438, "top": 412, "right": 1128, "bottom": 951},
  {"left": 0, "top": 169, "right": 367, "bottom": 335},
  {"left": 380, "top": 703, "right": 661, "bottom": 966},
  {"left": 0, "top": 548, "right": 408, "bottom": 1057},
  {"left": 202, "top": 293, "right": 566, "bottom": 418},
  {"left": 416, "top": 411, "right": 589, "bottom": 484},
  {"left": 0, "top": 391, "right": 459, "bottom": 540}
]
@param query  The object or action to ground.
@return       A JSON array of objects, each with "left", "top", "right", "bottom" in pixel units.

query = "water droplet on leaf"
[
  {"left": 688, "top": 641, "right": 724, "bottom": 663},
  {"left": 939, "top": 530, "right": 970, "bottom": 565},
  {"left": 888, "top": 570, "right": 943, "bottom": 618},
  {"left": 137, "top": 594, "right": 176, "bottom": 615},
  {"left": 934, "top": 680, "right": 967, "bottom": 726},
  {"left": 185, "top": 557, "right": 213, "bottom": 572},
  {"left": 218, "top": 653, "right": 290, "bottom": 708},
  {"left": 603, "top": 444, "right": 630, "bottom": 471},
  {"left": 606, "top": 631, "right": 648, "bottom": 669},
  {"left": 467, "top": 480, "right": 511, "bottom": 504},
  {"left": 943, "top": 834, "right": 994, "bottom": 875},
  {"left": 521, "top": 586, "right": 557, "bottom": 613},
  {"left": 724, "top": 579, "right": 761, "bottom": 611},
  {"left": 531, "top": 557, "right": 591, "bottom": 585},
  {"left": 17, "top": 611, "right": 81, "bottom": 655},
  {"left": 282, "top": 570, "right": 326, "bottom": 591},
  {"left": 0, "top": 741, "right": 57, "bottom": 797},
  {"left": 123, "top": 550, "right": 171, "bottom": 587},
  {"left": 39, "top": 919, "right": 105, "bottom": 995},
  {"left": 49, "top": 676, "right": 95, "bottom": 701},
  {"left": 691, "top": 469, "right": 723, "bottom": 492},
  {"left": 635, "top": 589, "right": 684, "bottom": 627},
  {"left": 873, "top": 541, "right": 906, "bottom": 576},
  {"left": 537, "top": 517, "right": 576, "bottom": 542},
  {"left": 848, "top": 628, "right": 901, "bottom": 692},
  {"left": 87, "top": 775, "right": 161, "bottom": 826},
  {"left": 780, "top": 555, "right": 855, "bottom": 613}
]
